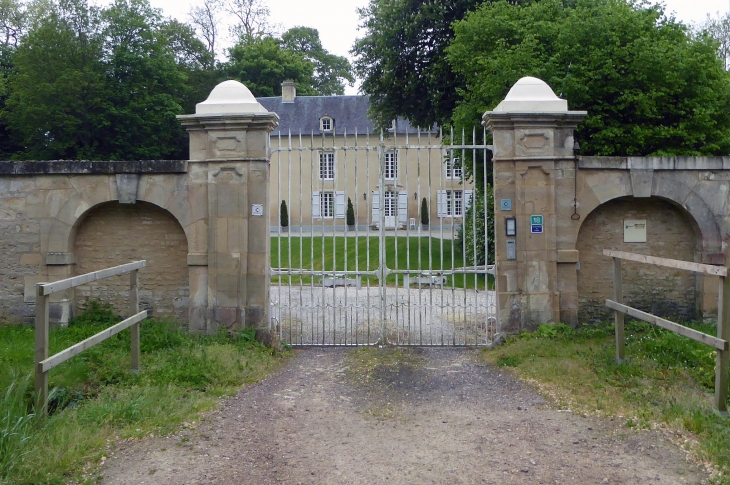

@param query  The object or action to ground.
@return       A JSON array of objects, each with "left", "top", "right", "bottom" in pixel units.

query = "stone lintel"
[
  {"left": 556, "top": 249, "right": 579, "bottom": 263},
  {"left": 0, "top": 160, "right": 187, "bottom": 175},
  {"left": 630, "top": 169, "right": 654, "bottom": 198},
  {"left": 45, "top": 252, "right": 76, "bottom": 265},
  {"left": 187, "top": 253, "right": 208, "bottom": 266}
]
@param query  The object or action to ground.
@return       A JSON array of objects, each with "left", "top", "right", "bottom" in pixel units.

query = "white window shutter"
[
  {"left": 312, "top": 192, "right": 321, "bottom": 219},
  {"left": 398, "top": 191, "right": 408, "bottom": 224},
  {"left": 335, "top": 191, "right": 346, "bottom": 219},
  {"left": 371, "top": 191, "right": 380, "bottom": 224},
  {"left": 464, "top": 190, "right": 473, "bottom": 212},
  {"left": 437, "top": 190, "right": 446, "bottom": 218}
]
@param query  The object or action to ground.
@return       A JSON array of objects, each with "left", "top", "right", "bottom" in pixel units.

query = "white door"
[
  {"left": 398, "top": 191, "right": 408, "bottom": 226},
  {"left": 384, "top": 190, "right": 397, "bottom": 229}
]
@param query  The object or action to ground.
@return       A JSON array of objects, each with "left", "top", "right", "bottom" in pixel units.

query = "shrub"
[
  {"left": 420, "top": 197, "right": 429, "bottom": 225},
  {"left": 280, "top": 200, "right": 288, "bottom": 227}
]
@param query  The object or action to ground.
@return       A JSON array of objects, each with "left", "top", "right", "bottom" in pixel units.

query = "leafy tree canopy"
[
  {"left": 448, "top": 0, "right": 730, "bottom": 156},
  {"left": 225, "top": 27, "right": 354, "bottom": 97},
  {"left": 352, "top": 0, "right": 534, "bottom": 129}
]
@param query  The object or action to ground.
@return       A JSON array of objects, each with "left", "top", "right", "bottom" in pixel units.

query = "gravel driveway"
[{"left": 100, "top": 348, "right": 707, "bottom": 484}]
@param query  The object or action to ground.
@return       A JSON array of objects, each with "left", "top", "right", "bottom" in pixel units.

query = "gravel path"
[
  {"left": 271, "top": 287, "right": 497, "bottom": 346},
  {"left": 100, "top": 348, "right": 708, "bottom": 485}
]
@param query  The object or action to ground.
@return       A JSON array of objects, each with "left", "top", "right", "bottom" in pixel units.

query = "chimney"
[{"left": 282, "top": 81, "right": 296, "bottom": 102}]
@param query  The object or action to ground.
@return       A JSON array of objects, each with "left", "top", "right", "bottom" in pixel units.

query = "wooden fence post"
[
  {"left": 715, "top": 274, "right": 730, "bottom": 415},
  {"left": 130, "top": 269, "right": 140, "bottom": 373},
  {"left": 34, "top": 285, "right": 49, "bottom": 415},
  {"left": 613, "top": 257, "right": 625, "bottom": 363}
]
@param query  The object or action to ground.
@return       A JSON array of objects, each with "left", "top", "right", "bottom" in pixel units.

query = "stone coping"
[
  {"left": 579, "top": 156, "right": 730, "bottom": 170},
  {"left": 0, "top": 160, "right": 188, "bottom": 175}
]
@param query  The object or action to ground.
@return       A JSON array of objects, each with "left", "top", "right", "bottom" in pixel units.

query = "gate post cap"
[
  {"left": 492, "top": 76, "right": 568, "bottom": 113},
  {"left": 196, "top": 80, "right": 269, "bottom": 115}
]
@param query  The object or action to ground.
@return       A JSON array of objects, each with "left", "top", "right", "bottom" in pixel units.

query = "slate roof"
[{"left": 256, "top": 95, "right": 431, "bottom": 136}]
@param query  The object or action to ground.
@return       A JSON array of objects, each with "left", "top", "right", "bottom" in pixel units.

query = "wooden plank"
[
  {"left": 40, "top": 311, "right": 148, "bottom": 372},
  {"left": 606, "top": 299, "right": 728, "bottom": 350},
  {"left": 602, "top": 250, "right": 726, "bottom": 277},
  {"left": 716, "top": 275, "right": 730, "bottom": 414},
  {"left": 34, "top": 291, "right": 49, "bottom": 415},
  {"left": 39, "top": 260, "right": 146, "bottom": 296},
  {"left": 130, "top": 270, "right": 140, "bottom": 373},
  {"left": 613, "top": 258, "right": 625, "bottom": 363}
]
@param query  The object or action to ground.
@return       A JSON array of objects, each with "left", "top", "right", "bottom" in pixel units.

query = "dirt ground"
[{"left": 100, "top": 348, "right": 708, "bottom": 484}]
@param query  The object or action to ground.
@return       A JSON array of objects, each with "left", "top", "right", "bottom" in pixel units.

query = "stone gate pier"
[
  {"left": 0, "top": 80, "right": 277, "bottom": 333},
  {"left": 485, "top": 77, "right": 730, "bottom": 333}
]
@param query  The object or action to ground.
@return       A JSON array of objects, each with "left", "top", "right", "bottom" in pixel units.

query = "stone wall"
[
  {"left": 576, "top": 197, "right": 701, "bottom": 323},
  {"left": 0, "top": 176, "right": 42, "bottom": 321},
  {"left": 74, "top": 201, "right": 189, "bottom": 324}
]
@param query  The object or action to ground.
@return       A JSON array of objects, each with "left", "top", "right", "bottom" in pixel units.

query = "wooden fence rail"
[
  {"left": 35, "top": 260, "right": 147, "bottom": 415},
  {"left": 603, "top": 249, "right": 729, "bottom": 415}
]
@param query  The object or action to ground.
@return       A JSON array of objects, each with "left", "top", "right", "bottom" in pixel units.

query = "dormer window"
[{"left": 320, "top": 116, "right": 333, "bottom": 132}]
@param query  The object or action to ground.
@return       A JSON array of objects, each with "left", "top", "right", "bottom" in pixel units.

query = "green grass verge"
[
  {"left": 0, "top": 302, "right": 288, "bottom": 485},
  {"left": 482, "top": 321, "right": 730, "bottom": 483},
  {"left": 271, "top": 235, "right": 491, "bottom": 289}
]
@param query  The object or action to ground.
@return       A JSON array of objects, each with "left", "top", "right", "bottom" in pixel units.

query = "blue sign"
[
  {"left": 531, "top": 224, "right": 543, "bottom": 234},
  {"left": 500, "top": 198, "right": 512, "bottom": 211}
]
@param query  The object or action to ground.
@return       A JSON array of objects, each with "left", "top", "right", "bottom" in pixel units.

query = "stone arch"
[
  {"left": 72, "top": 201, "right": 190, "bottom": 323},
  {"left": 576, "top": 196, "right": 707, "bottom": 323},
  {"left": 573, "top": 172, "right": 723, "bottom": 260}
]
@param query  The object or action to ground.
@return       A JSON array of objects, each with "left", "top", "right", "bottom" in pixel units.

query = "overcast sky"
[{"left": 136, "top": 0, "right": 730, "bottom": 95}]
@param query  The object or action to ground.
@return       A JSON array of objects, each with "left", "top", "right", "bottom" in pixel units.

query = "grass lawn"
[
  {"left": 0, "top": 302, "right": 288, "bottom": 485},
  {"left": 482, "top": 321, "right": 730, "bottom": 484},
  {"left": 271, "top": 235, "right": 491, "bottom": 289}
]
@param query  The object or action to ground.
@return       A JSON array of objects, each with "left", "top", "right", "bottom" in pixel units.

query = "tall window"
[
  {"left": 446, "top": 157, "right": 462, "bottom": 179},
  {"left": 319, "top": 152, "right": 335, "bottom": 180},
  {"left": 320, "top": 191, "right": 334, "bottom": 218},
  {"left": 438, "top": 189, "right": 471, "bottom": 218},
  {"left": 384, "top": 151, "right": 398, "bottom": 179}
]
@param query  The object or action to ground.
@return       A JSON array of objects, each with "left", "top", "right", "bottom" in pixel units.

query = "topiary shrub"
[
  {"left": 420, "top": 197, "right": 429, "bottom": 226},
  {"left": 346, "top": 197, "right": 356, "bottom": 227},
  {"left": 280, "top": 200, "right": 289, "bottom": 228}
]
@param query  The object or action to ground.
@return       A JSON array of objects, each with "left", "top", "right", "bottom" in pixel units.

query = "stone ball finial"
[
  {"left": 492, "top": 77, "right": 568, "bottom": 113},
  {"left": 195, "top": 80, "right": 268, "bottom": 115}
]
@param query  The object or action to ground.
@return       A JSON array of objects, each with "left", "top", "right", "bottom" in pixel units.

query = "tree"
[
  {"left": 226, "top": 0, "right": 275, "bottom": 42},
  {"left": 346, "top": 197, "right": 355, "bottom": 227},
  {"left": 448, "top": 0, "right": 730, "bottom": 156},
  {"left": 281, "top": 26, "right": 354, "bottom": 95},
  {"left": 188, "top": 0, "right": 222, "bottom": 57},
  {"left": 96, "top": 0, "right": 188, "bottom": 160},
  {"left": 280, "top": 200, "right": 288, "bottom": 227},
  {"left": 457, "top": 185, "right": 493, "bottom": 265},
  {"left": 699, "top": 12, "right": 730, "bottom": 70},
  {"left": 420, "top": 197, "right": 428, "bottom": 226},
  {"left": 4, "top": 0, "right": 108, "bottom": 159},
  {"left": 352, "top": 0, "right": 534, "bottom": 128},
  {"left": 225, "top": 35, "right": 316, "bottom": 97}
]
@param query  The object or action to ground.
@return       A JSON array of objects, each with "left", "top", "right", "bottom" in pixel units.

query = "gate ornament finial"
[
  {"left": 196, "top": 80, "right": 269, "bottom": 115},
  {"left": 492, "top": 76, "right": 568, "bottom": 113}
]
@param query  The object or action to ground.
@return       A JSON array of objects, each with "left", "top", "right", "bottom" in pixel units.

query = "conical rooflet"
[
  {"left": 493, "top": 77, "right": 568, "bottom": 112},
  {"left": 196, "top": 80, "right": 268, "bottom": 115}
]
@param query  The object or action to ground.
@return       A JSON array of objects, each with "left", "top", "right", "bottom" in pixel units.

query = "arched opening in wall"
[
  {"left": 576, "top": 196, "right": 703, "bottom": 324},
  {"left": 73, "top": 201, "right": 189, "bottom": 325}
]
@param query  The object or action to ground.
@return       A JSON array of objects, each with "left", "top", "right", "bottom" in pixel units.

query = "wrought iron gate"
[{"left": 269, "top": 127, "right": 495, "bottom": 346}]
